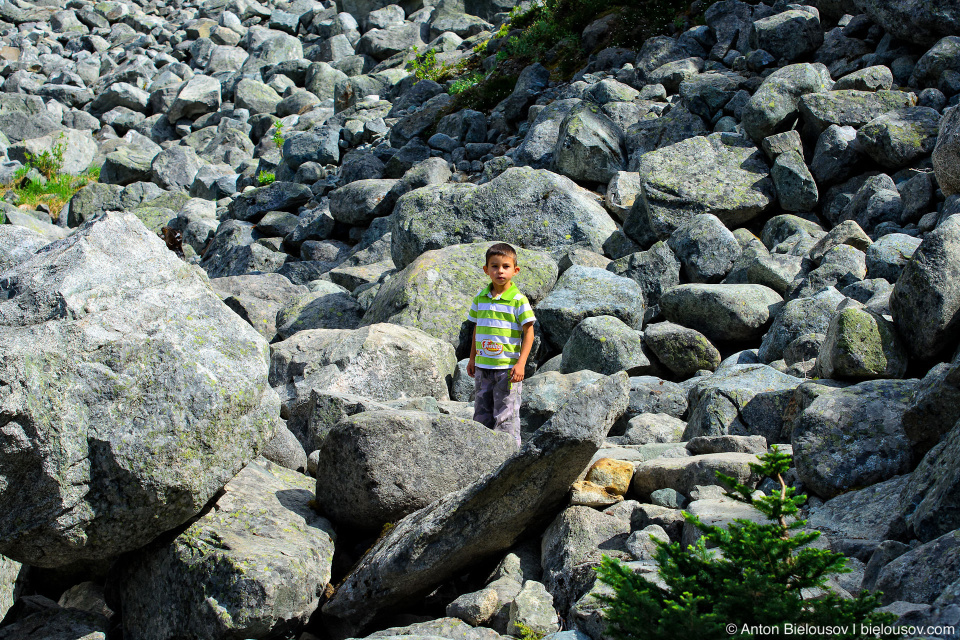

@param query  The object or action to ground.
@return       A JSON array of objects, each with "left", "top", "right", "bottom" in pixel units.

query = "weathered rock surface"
[
  {"left": 314, "top": 410, "right": 516, "bottom": 531},
  {"left": 391, "top": 167, "right": 617, "bottom": 269},
  {"left": 792, "top": 380, "right": 916, "bottom": 499},
  {"left": 659, "top": 284, "right": 783, "bottom": 343},
  {"left": 119, "top": 458, "right": 335, "bottom": 640},
  {"left": 686, "top": 364, "right": 801, "bottom": 444},
  {"left": 0, "top": 212, "right": 278, "bottom": 567},
  {"left": 536, "top": 266, "right": 645, "bottom": 349},
  {"left": 624, "top": 133, "right": 775, "bottom": 246},
  {"left": 269, "top": 324, "right": 457, "bottom": 403},
  {"left": 890, "top": 215, "right": 960, "bottom": 361}
]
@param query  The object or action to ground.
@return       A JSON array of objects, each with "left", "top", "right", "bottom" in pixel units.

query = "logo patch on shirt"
[{"left": 481, "top": 339, "right": 504, "bottom": 357}]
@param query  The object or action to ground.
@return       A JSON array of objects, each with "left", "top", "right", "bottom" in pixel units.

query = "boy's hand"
[
  {"left": 467, "top": 359, "right": 476, "bottom": 377},
  {"left": 510, "top": 362, "right": 525, "bottom": 383}
]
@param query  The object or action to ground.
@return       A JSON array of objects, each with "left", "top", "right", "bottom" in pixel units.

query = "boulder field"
[{"left": 1, "top": 0, "right": 960, "bottom": 637}]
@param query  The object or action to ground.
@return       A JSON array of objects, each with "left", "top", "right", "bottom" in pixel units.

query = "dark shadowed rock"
[
  {"left": 857, "top": 0, "right": 960, "bottom": 47},
  {"left": 792, "top": 379, "right": 916, "bottom": 499},
  {"left": 890, "top": 215, "right": 960, "bottom": 361}
]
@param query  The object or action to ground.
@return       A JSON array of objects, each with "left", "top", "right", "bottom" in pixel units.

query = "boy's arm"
[
  {"left": 511, "top": 321, "right": 535, "bottom": 383},
  {"left": 467, "top": 324, "right": 477, "bottom": 377}
]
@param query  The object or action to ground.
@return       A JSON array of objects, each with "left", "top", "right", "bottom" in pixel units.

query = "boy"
[{"left": 466, "top": 242, "right": 535, "bottom": 447}]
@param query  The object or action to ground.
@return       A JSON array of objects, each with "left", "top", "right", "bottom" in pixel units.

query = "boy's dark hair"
[{"left": 485, "top": 242, "right": 517, "bottom": 265}]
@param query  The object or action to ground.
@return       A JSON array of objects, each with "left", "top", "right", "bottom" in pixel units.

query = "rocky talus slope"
[{"left": 1, "top": 0, "right": 960, "bottom": 637}]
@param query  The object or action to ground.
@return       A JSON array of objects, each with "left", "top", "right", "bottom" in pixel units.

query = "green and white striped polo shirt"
[{"left": 467, "top": 282, "right": 535, "bottom": 369}]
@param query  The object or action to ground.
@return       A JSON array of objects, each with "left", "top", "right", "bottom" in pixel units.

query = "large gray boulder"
[
  {"left": 269, "top": 323, "right": 457, "bottom": 403},
  {"left": 552, "top": 103, "right": 626, "bottom": 184},
  {"left": 286, "top": 390, "right": 393, "bottom": 454},
  {"left": 168, "top": 75, "right": 221, "bottom": 122},
  {"left": 560, "top": 316, "right": 650, "bottom": 375},
  {"left": 540, "top": 507, "right": 631, "bottom": 614},
  {"left": 875, "top": 530, "right": 960, "bottom": 606},
  {"left": 275, "top": 285, "right": 364, "bottom": 339},
  {"left": 521, "top": 370, "right": 605, "bottom": 431},
  {"left": 934, "top": 106, "right": 960, "bottom": 197},
  {"left": 857, "top": 0, "right": 960, "bottom": 47},
  {"left": 328, "top": 179, "right": 398, "bottom": 226},
  {"left": 624, "top": 133, "right": 775, "bottom": 246},
  {"left": 806, "top": 475, "right": 910, "bottom": 545},
  {"left": 515, "top": 99, "right": 580, "bottom": 169},
  {"left": 659, "top": 284, "right": 783, "bottom": 343},
  {"left": 321, "top": 372, "right": 630, "bottom": 635},
  {"left": 890, "top": 215, "right": 960, "bottom": 361},
  {"left": 667, "top": 213, "right": 741, "bottom": 283},
  {"left": 314, "top": 410, "right": 516, "bottom": 531},
  {"left": 150, "top": 145, "right": 202, "bottom": 192},
  {"left": 631, "top": 452, "right": 760, "bottom": 499},
  {"left": 792, "top": 380, "right": 916, "bottom": 499},
  {"left": 901, "top": 353, "right": 960, "bottom": 457},
  {"left": 642, "top": 321, "right": 720, "bottom": 377},
  {"left": 535, "top": 266, "right": 645, "bottom": 349},
  {"left": 900, "top": 418, "right": 960, "bottom": 543},
  {"left": 606, "top": 242, "right": 681, "bottom": 322},
  {"left": 391, "top": 167, "right": 617, "bottom": 269},
  {"left": 798, "top": 90, "right": 917, "bottom": 138},
  {"left": 0, "top": 605, "right": 108, "bottom": 640},
  {"left": 750, "top": 6, "right": 822, "bottom": 62},
  {"left": 7, "top": 128, "right": 97, "bottom": 177},
  {"left": 686, "top": 364, "right": 802, "bottom": 444},
  {"left": 119, "top": 458, "right": 335, "bottom": 640},
  {"left": 363, "top": 243, "right": 557, "bottom": 349},
  {"left": 210, "top": 273, "right": 308, "bottom": 341},
  {"left": 856, "top": 108, "right": 941, "bottom": 170},
  {"left": 741, "top": 63, "right": 833, "bottom": 141},
  {"left": 231, "top": 181, "right": 313, "bottom": 223},
  {"left": 815, "top": 307, "right": 907, "bottom": 380},
  {"left": 0, "top": 212, "right": 279, "bottom": 567}
]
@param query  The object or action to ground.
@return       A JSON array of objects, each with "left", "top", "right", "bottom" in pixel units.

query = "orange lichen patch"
[{"left": 585, "top": 458, "right": 635, "bottom": 496}]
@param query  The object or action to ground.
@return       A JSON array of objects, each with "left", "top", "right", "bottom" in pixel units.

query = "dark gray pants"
[{"left": 473, "top": 367, "right": 522, "bottom": 446}]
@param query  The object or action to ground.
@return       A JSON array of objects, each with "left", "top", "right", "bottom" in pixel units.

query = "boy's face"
[{"left": 484, "top": 254, "right": 520, "bottom": 289}]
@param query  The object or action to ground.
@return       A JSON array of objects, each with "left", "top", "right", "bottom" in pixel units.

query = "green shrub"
[
  {"left": 513, "top": 622, "right": 547, "bottom": 640},
  {"left": 257, "top": 171, "right": 276, "bottom": 185},
  {"left": 449, "top": 72, "right": 486, "bottom": 95},
  {"left": 4, "top": 164, "right": 99, "bottom": 221},
  {"left": 596, "top": 447, "right": 900, "bottom": 640},
  {"left": 24, "top": 133, "right": 66, "bottom": 181},
  {"left": 407, "top": 45, "right": 469, "bottom": 83},
  {"left": 272, "top": 120, "right": 285, "bottom": 152}
]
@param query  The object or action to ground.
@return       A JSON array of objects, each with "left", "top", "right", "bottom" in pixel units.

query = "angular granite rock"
[
  {"left": 0, "top": 212, "right": 279, "bottom": 567},
  {"left": 314, "top": 410, "right": 516, "bottom": 531},
  {"left": 120, "top": 458, "right": 335, "bottom": 640}
]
